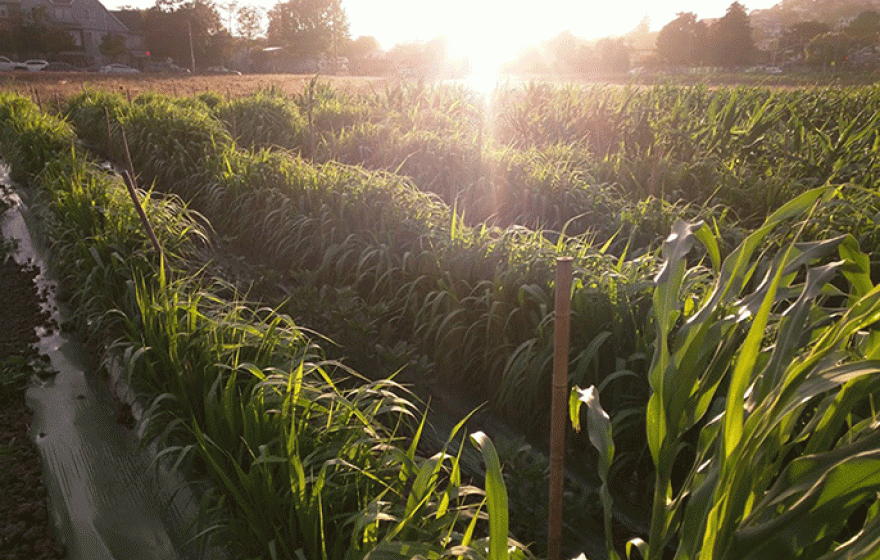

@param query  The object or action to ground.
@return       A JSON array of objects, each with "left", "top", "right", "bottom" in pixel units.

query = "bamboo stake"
[
  {"left": 119, "top": 121, "right": 137, "bottom": 182},
  {"left": 548, "top": 256, "right": 573, "bottom": 560},
  {"left": 121, "top": 169, "right": 164, "bottom": 267},
  {"left": 307, "top": 80, "right": 316, "bottom": 158},
  {"left": 118, "top": 125, "right": 169, "bottom": 278},
  {"left": 103, "top": 106, "right": 115, "bottom": 161}
]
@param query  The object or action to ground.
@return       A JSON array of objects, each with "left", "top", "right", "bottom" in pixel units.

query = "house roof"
[{"left": 111, "top": 9, "right": 144, "bottom": 34}]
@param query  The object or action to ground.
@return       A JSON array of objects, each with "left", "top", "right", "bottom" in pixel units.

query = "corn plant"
[{"left": 578, "top": 186, "right": 880, "bottom": 559}]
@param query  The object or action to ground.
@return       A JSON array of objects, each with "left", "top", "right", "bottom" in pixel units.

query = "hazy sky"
[{"left": 108, "top": 0, "right": 782, "bottom": 57}]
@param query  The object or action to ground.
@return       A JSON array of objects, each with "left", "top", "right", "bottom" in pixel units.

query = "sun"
[
  {"left": 463, "top": 49, "right": 505, "bottom": 95},
  {"left": 450, "top": 28, "right": 521, "bottom": 95}
]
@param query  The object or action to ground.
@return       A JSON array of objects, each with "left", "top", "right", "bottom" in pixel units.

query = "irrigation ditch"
[
  {"left": 0, "top": 185, "right": 65, "bottom": 560},
  {"left": 1, "top": 174, "right": 229, "bottom": 560}
]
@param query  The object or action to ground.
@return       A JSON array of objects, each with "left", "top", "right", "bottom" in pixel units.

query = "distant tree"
[
  {"left": 845, "top": 10, "right": 880, "bottom": 45},
  {"left": 145, "top": 0, "right": 230, "bottom": 68},
  {"left": 18, "top": 6, "right": 76, "bottom": 58},
  {"left": 780, "top": 20, "right": 830, "bottom": 57},
  {"left": 42, "top": 26, "right": 77, "bottom": 56},
  {"left": 100, "top": 34, "right": 128, "bottom": 62},
  {"left": 626, "top": 14, "right": 655, "bottom": 51},
  {"left": 385, "top": 37, "right": 449, "bottom": 76},
  {"left": 504, "top": 44, "right": 551, "bottom": 74},
  {"left": 342, "top": 35, "right": 381, "bottom": 74},
  {"left": 806, "top": 32, "right": 854, "bottom": 68},
  {"left": 595, "top": 37, "right": 630, "bottom": 73},
  {"left": 344, "top": 35, "right": 379, "bottom": 59},
  {"left": 236, "top": 4, "right": 264, "bottom": 40},
  {"left": 267, "top": 0, "right": 348, "bottom": 57},
  {"left": 656, "top": 12, "right": 709, "bottom": 66},
  {"left": 710, "top": 2, "right": 755, "bottom": 66},
  {"left": 547, "top": 30, "right": 584, "bottom": 73}
]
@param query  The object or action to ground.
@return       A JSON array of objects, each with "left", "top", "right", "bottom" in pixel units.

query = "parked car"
[
  {"left": 99, "top": 63, "right": 140, "bottom": 74},
  {"left": 205, "top": 66, "right": 242, "bottom": 75},
  {"left": 145, "top": 60, "right": 189, "bottom": 74},
  {"left": 22, "top": 59, "right": 49, "bottom": 72},
  {"left": 42, "top": 62, "right": 80, "bottom": 72},
  {"left": 0, "top": 56, "right": 15, "bottom": 71}
]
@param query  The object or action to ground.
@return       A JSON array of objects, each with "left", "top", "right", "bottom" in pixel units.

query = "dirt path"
[{"left": 0, "top": 196, "right": 65, "bottom": 560}]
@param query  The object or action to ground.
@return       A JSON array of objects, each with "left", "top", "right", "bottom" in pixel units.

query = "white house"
[{"left": 0, "top": 0, "right": 146, "bottom": 66}]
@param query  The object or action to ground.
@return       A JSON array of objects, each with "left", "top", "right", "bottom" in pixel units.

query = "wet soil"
[{"left": 0, "top": 227, "right": 66, "bottom": 560}]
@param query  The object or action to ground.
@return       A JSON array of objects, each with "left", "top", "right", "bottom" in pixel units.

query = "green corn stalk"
[{"left": 579, "top": 186, "right": 880, "bottom": 560}]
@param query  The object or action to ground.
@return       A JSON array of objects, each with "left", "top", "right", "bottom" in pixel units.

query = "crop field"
[{"left": 2, "top": 76, "right": 880, "bottom": 560}]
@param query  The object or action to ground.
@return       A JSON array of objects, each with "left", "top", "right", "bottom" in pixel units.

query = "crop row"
[
  {"left": 57, "top": 82, "right": 880, "bottom": 532},
  {"left": 62, "top": 88, "right": 654, "bottom": 448},
  {"left": 7, "top": 80, "right": 880, "bottom": 559},
  {"left": 166, "top": 81, "right": 880, "bottom": 251},
  {"left": 0, "top": 92, "right": 529, "bottom": 560}
]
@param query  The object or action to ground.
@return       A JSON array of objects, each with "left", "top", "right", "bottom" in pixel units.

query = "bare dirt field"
[
  {"left": 0, "top": 72, "right": 385, "bottom": 103},
  {"left": 2, "top": 71, "right": 866, "bottom": 106}
]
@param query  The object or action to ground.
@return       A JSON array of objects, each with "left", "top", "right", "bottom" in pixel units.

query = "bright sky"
[{"left": 108, "top": 0, "right": 782, "bottom": 58}]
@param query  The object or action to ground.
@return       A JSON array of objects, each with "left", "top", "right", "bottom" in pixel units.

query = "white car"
[
  {"left": 0, "top": 56, "right": 15, "bottom": 71},
  {"left": 22, "top": 59, "right": 49, "bottom": 72},
  {"left": 99, "top": 63, "right": 140, "bottom": 74}
]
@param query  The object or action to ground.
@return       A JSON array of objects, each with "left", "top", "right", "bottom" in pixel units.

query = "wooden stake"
[
  {"left": 120, "top": 169, "right": 168, "bottom": 279},
  {"left": 548, "top": 256, "right": 573, "bottom": 560},
  {"left": 118, "top": 123, "right": 169, "bottom": 278},
  {"left": 307, "top": 81, "right": 316, "bottom": 158},
  {"left": 103, "top": 106, "right": 115, "bottom": 161},
  {"left": 119, "top": 120, "right": 137, "bottom": 182}
]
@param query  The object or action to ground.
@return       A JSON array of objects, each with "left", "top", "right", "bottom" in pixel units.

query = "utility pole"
[
  {"left": 331, "top": 0, "right": 338, "bottom": 73},
  {"left": 187, "top": 19, "right": 195, "bottom": 72}
]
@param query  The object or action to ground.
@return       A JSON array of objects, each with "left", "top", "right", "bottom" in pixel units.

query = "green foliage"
[
  {"left": 2, "top": 91, "right": 528, "bottom": 560},
  {"left": 579, "top": 188, "right": 880, "bottom": 559},
  {"left": 99, "top": 33, "right": 128, "bottom": 62},
  {"left": 0, "top": 92, "right": 76, "bottom": 183},
  {"left": 41, "top": 81, "right": 880, "bottom": 557},
  {"left": 215, "top": 91, "right": 308, "bottom": 153}
]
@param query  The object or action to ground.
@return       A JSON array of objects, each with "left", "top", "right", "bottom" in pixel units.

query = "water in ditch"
[{"left": 1, "top": 169, "right": 225, "bottom": 560}]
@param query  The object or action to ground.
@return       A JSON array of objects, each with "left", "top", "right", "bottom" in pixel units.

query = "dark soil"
[{"left": 0, "top": 223, "right": 66, "bottom": 560}]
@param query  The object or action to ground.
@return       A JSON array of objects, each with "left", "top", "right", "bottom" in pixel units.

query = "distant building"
[{"left": 0, "top": 0, "right": 146, "bottom": 66}]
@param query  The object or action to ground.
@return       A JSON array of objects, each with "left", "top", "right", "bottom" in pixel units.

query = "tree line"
[
  {"left": 656, "top": 3, "right": 755, "bottom": 66},
  {"left": 656, "top": 2, "right": 880, "bottom": 69},
  {"left": 5, "top": 0, "right": 880, "bottom": 75}
]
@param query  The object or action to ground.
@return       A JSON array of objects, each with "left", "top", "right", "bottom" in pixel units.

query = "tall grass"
[
  {"left": 4, "top": 92, "right": 545, "bottom": 559},
  {"left": 0, "top": 91, "right": 75, "bottom": 183}
]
